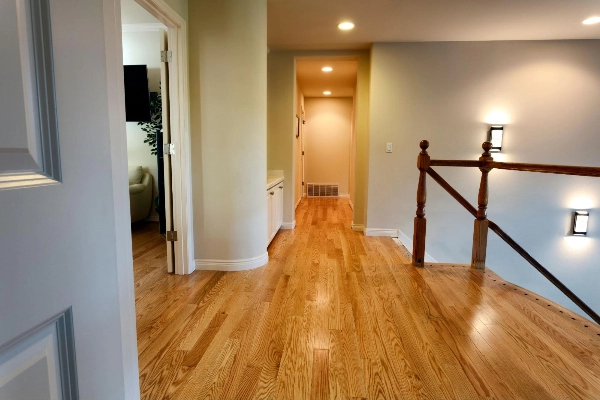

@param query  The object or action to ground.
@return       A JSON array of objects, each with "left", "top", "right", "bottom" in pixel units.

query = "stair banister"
[
  {"left": 412, "top": 140, "right": 429, "bottom": 267},
  {"left": 412, "top": 140, "right": 600, "bottom": 325}
]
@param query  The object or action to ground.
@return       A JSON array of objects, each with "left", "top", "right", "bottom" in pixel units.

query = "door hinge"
[
  {"left": 302, "top": 151, "right": 304, "bottom": 155},
  {"left": 163, "top": 143, "right": 175, "bottom": 155},
  {"left": 166, "top": 231, "right": 178, "bottom": 241},
  {"left": 161, "top": 50, "right": 172, "bottom": 63},
  {"left": 302, "top": 181, "right": 304, "bottom": 185}
]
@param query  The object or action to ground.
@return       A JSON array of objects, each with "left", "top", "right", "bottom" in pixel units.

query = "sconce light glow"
[
  {"left": 337, "top": 22, "right": 355, "bottom": 30},
  {"left": 583, "top": 16, "right": 600, "bottom": 25},
  {"left": 563, "top": 235, "right": 591, "bottom": 250},
  {"left": 323, "top": 91, "right": 332, "bottom": 95},
  {"left": 569, "top": 197, "right": 593, "bottom": 210},
  {"left": 321, "top": 66, "right": 333, "bottom": 72},
  {"left": 485, "top": 111, "right": 509, "bottom": 125}
]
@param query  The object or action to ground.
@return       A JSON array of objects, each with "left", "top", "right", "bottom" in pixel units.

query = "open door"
[
  {"left": 160, "top": 29, "right": 175, "bottom": 273},
  {"left": 0, "top": 0, "right": 138, "bottom": 396}
]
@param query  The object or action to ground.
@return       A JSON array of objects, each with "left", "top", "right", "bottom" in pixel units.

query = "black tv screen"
[{"left": 123, "top": 65, "right": 151, "bottom": 122}]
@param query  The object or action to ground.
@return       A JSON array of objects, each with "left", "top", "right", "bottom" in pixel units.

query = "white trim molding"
[
  {"left": 351, "top": 222, "right": 365, "bottom": 232},
  {"left": 338, "top": 194, "right": 350, "bottom": 199},
  {"left": 295, "top": 197, "right": 302, "bottom": 209},
  {"left": 281, "top": 221, "right": 296, "bottom": 230},
  {"left": 195, "top": 253, "right": 269, "bottom": 272},
  {"left": 365, "top": 228, "right": 400, "bottom": 237},
  {"left": 122, "top": 23, "right": 165, "bottom": 32},
  {"left": 396, "top": 229, "right": 437, "bottom": 262},
  {"left": 134, "top": 0, "right": 194, "bottom": 276},
  {"left": 349, "top": 200, "right": 354, "bottom": 210}
]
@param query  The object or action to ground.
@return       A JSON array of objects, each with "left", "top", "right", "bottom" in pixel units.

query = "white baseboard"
[
  {"left": 145, "top": 215, "right": 159, "bottom": 222},
  {"left": 349, "top": 200, "right": 354, "bottom": 210},
  {"left": 281, "top": 221, "right": 296, "bottom": 230},
  {"left": 396, "top": 229, "right": 437, "bottom": 262},
  {"left": 338, "top": 194, "right": 350, "bottom": 199},
  {"left": 194, "top": 252, "right": 269, "bottom": 271},
  {"left": 365, "top": 228, "right": 400, "bottom": 237},
  {"left": 351, "top": 222, "right": 365, "bottom": 232},
  {"left": 295, "top": 197, "right": 302, "bottom": 209}
]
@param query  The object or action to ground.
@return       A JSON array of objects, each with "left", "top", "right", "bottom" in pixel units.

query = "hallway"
[{"left": 133, "top": 198, "right": 600, "bottom": 399}]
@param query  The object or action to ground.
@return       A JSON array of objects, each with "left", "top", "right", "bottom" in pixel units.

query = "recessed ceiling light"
[
  {"left": 337, "top": 22, "right": 355, "bottom": 30},
  {"left": 323, "top": 91, "right": 331, "bottom": 95},
  {"left": 583, "top": 16, "right": 600, "bottom": 25},
  {"left": 321, "top": 66, "right": 333, "bottom": 72}
]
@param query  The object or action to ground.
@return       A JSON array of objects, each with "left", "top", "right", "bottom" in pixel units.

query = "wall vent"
[{"left": 307, "top": 184, "right": 339, "bottom": 197}]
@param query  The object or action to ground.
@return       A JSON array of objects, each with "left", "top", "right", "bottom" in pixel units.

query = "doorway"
[
  {"left": 295, "top": 58, "right": 358, "bottom": 206},
  {"left": 120, "top": 0, "right": 192, "bottom": 275}
]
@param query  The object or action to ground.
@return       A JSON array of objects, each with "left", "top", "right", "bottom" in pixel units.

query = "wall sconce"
[
  {"left": 573, "top": 210, "right": 589, "bottom": 236},
  {"left": 488, "top": 126, "right": 503, "bottom": 152}
]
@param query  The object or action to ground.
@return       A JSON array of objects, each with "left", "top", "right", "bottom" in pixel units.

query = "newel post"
[
  {"left": 412, "top": 140, "right": 430, "bottom": 267},
  {"left": 472, "top": 142, "right": 494, "bottom": 269}
]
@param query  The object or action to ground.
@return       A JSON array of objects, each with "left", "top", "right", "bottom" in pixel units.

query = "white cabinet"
[{"left": 267, "top": 179, "right": 284, "bottom": 246}]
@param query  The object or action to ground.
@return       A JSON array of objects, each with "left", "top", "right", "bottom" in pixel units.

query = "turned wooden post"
[
  {"left": 412, "top": 140, "right": 430, "bottom": 267},
  {"left": 471, "top": 142, "right": 494, "bottom": 269}
]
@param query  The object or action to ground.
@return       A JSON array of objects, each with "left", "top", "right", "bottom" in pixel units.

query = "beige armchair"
[{"left": 128, "top": 166, "right": 153, "bottom": 223}]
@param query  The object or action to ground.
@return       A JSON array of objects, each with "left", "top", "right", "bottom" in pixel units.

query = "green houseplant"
[
  {"left": 137, "top": 90, "right": 164, "bottom": 222},
  {"left": 138, "top": 90, "right": 162, "bottom": 156}
]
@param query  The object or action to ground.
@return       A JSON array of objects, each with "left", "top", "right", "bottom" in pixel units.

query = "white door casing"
[{"left": 134, "top": 0, "right": 193, "bottom": 275}]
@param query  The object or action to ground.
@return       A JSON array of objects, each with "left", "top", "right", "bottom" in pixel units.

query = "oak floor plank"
[{"left": 310, "top": 349, "right": 330, "bottom": 400}]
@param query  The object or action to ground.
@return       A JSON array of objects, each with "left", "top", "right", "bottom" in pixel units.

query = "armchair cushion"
[
  {"left": 129, "top": 183, "right": 146, "bottom": 194},
  {"left": 129, "top": 172, "right": 153, "bottom": 223},
  {"left": 128, "top": 166, "right": 143, "bottom": 184}
]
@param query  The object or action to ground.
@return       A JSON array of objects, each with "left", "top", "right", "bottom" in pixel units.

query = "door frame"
[
  {"left": 135, "top": 0, "right": 193, "bottom": 276},
  {"left": 119, "top": 0, "right": 193, "bottom": 275},
  {"left": 103, "top": 0, "right": 192, "bottom": 396}
]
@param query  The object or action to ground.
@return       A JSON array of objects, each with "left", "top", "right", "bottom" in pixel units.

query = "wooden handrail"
[
  {"left": 430, "top": 160, "right": 480, "bottom": 168},
  {"left": 412, "top": 140, "right": 600, "bottom": 325},
  {"left": 487, "top": 162, "right": 600, "bottom": 177},
  {"left": 429, "top": 159, "right": 600, "bottom": 178}
]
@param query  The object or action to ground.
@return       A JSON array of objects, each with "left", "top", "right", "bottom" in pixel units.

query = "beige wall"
[
  {"left": 304, "top": 97, "right": 353, "bottom": 196},
  {"left": 189, "top": 0, "right": 268, "bottom": 265},
  {"left": 122, "top": 30, "right": 162, "bottom": 219},
  {"left": 368, "top": 40, "right": 600, "bottom": 315},
  {"left": 267, "top": 50, "right": 370, "bottom": 227},
  {"left": 349, "top": 95, "right": 357, "bottom": 208},
  {"left": 267, "top": 52, "right": 297, "bottom": 224}
]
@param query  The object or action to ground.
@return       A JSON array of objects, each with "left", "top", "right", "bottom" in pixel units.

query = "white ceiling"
[
  {"left": 268, "top": 0, "right": 600, "bottom": 50},
  {"left": 297, "top": 59, "right": 358, "bottom": 97}
]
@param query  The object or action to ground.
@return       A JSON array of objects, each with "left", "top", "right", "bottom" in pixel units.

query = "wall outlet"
[{"left": 386, "top": 143, "right": 393, "bottom": 153}]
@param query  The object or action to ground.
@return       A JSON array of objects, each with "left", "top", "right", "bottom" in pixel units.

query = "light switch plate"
[{"left": 386, "top": 143, "right": 393, "bottom": 153}]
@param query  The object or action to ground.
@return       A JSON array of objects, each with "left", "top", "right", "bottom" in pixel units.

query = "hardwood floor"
[{"left": 132, "top": 198, "right": 600, "bottom": 399}]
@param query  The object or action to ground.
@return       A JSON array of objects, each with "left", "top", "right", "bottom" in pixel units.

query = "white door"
[
  {"left": 160, "top": 29, "right": 175, "bottom": 273},
  {"left": 0, "top": 0, "right": 137, "bottom": 398}
]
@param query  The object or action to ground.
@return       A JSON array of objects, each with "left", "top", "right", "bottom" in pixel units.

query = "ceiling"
[
  {"left": 297, "top": 59, "right": 358, "bottom": 97},
  {"left": 268, "top": 0, "right": 600, "bottom": 50}
]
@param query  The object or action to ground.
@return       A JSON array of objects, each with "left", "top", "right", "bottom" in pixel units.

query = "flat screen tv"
[{"left": 123, "top": 65, "right": 151, "bottom": 122}]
